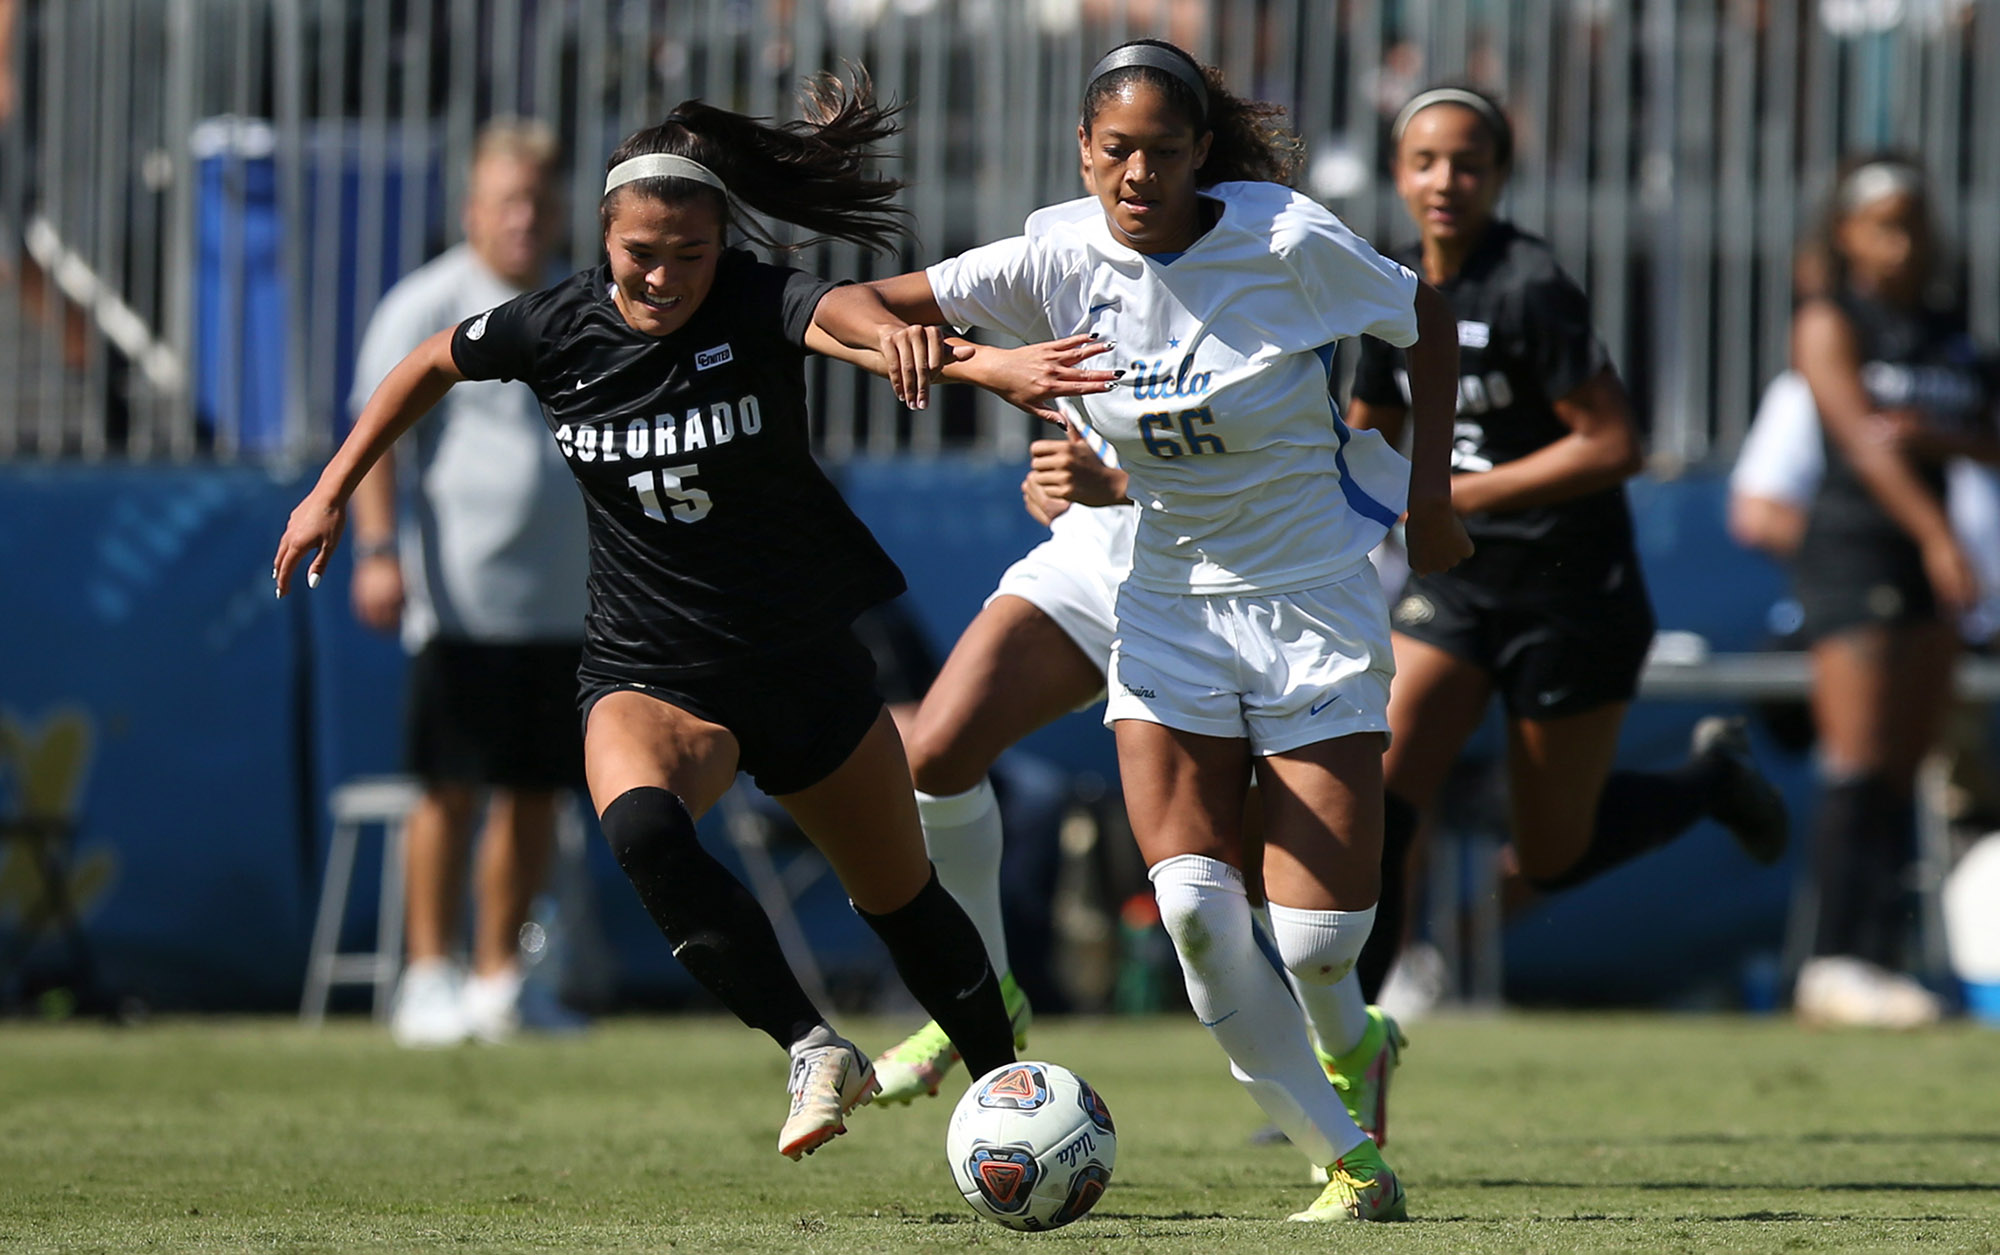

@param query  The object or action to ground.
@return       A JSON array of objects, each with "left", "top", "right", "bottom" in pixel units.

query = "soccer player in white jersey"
[{"left": 868, "top": 39, "right": 1471, "bottom": 1223}]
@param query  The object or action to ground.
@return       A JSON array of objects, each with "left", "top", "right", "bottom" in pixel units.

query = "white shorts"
[
  {"left": 986, "top": 504, "right": 1137, "bottom": 678},
  {"left": 1104, "top": 565, "right": 1395, "bottom": 756}
]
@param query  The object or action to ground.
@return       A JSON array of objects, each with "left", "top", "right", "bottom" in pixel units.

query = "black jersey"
[
  {"left": 1351, "top": 221, "right": 1630, "bottom": 586},
  {"left": 1803, "top": 291, "right": 1994, "bottom": 548},
  {"left": 450, "top": 248, "right": 906, "bottom": 678}
]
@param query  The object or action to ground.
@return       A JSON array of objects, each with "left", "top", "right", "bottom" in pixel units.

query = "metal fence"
[{"left": 0, "top": 0, "right": 1992, "bottom": 467}]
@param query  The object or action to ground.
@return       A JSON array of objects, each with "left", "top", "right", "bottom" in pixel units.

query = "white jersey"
[{"left": 928, "top": 181, "right": 1419, "bottom": 596}]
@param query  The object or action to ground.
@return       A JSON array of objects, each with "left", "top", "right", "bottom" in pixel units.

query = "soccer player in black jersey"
[
  {"left": 1788, "top": 156, "right": 1999, "bottom": 1026},
  {"left": 274, "top": 77, "right": 1119, "bottom": 1162},
  {"left": 1345, "top": 87, "right": 1790, "bottom": 1020}
]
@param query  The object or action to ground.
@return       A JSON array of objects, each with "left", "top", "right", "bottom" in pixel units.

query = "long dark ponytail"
[
  {"left": 1080, "top": 39, "right": 1304, "bottom": 188},
  {"left": 601, "top": 71, "right": 909, "bottom": 254}
]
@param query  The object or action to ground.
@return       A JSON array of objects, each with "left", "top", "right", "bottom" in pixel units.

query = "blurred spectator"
[
  {"left": 346, "top": 118, "right": 588, "bottom": 1047},
  {"left": 1783, "top": 154, "right": 2000, "bottom": 1027}
]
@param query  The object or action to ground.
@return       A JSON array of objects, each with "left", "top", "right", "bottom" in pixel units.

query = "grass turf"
[{"left": 0, "top": 1013, "right": 1996, "bottom": 1253}]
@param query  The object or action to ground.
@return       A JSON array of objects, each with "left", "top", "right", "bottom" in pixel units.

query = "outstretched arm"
[
  {"left": 804, "top": 326, "right": 1120, "bottom": 424},
  {"left": 273, "top": 327, "right": 462, "bottom": 596}
]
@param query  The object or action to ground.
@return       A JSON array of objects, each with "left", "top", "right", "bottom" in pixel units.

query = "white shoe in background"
[
  {"left": 461, "top": 965, "right": 525, "bottom": 1044},
  {"left": 1794, "top": 956, "right": 1943, "bottom": 1028},
  {"left": 390, "top": 958, "right": 467, "bottom": 1048},
  {"left": 1377, "top": 942, "right": 1447, "bottom": 1024}
]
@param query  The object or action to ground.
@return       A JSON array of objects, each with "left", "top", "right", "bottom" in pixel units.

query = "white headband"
[
  {"left": 603, "top": 153, "right": 726, "bottom": 198},
  {"left": 1391, "top": 87, "right": 1509, "bottom": 146},
  {"left": 1839, "top": 161, "right": 1923, "bottom": 212}
]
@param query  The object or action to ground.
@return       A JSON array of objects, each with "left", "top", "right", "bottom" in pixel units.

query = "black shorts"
[
  {"left": 1390, "top": 558, "right": 1656, "bottom": 720},
  {"left": 575, "top": 628, "right": 884, "bottom": 797},
  {"left": 1793, "top": 534, "right": 1940, "bottom": 642},
  {"left": 405, "top": 638, "right": 585, "bottom": 790}
]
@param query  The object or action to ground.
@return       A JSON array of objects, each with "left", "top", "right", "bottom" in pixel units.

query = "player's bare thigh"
[
  {"left": 1255, "top": 733, "right": 1386, "bottom": 911},
  {"left": 776, "top": 708, "right": 932, "bottom": 914},
  {"left": 1381, "top": 632, "right": 1494, "bottom": 807},
  {"left": 906, "top": 593, "right": 1107, "bottom": 795},
  {"left": 1113, "top": 720, "right": 1254, "bottom": 870},
  {"left": 583, "top": 690, "right": 740, "bottom": 820}
]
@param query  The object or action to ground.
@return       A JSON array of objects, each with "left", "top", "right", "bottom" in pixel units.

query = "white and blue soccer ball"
[{"left": 946, "top": 1060, "right": 1116, "bottom": 1231}]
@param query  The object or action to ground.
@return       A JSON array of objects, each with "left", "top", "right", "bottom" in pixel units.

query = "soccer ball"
[{"left": 946, "top": 1061, "right": 1116, "bottom": 1231}]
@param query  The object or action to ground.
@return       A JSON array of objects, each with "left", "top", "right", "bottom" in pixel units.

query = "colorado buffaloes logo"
[
  {"left": 964, "top": 1143, "right": 1040, "bottom": 1214},
  {"left": 977, "top": 1064, "right": 1051, "bottom": 1111},
  {"left": 695, "top": 342, "right": 734, "bottom": 370},
  {"left": 1395, "top": 595, "right": 1435, "bottom": 627},
  {"left": 1075, "top": 1078, "right": 1114, "bottom": 1135},
  {"left": 465, "top": 311, "right": 490, "bottom": 340}
]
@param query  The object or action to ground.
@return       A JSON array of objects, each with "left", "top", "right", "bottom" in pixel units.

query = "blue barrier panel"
[
  {"left": 0, "top": 466, "right": 311, "bottom": 1009},
  {"left": 193, "top": 119, "right": 444, "bottom": 454}
]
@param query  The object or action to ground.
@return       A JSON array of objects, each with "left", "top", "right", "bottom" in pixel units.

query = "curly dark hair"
[{"left": 1080, "top": 39, "right": 1304, "bottom": 188}]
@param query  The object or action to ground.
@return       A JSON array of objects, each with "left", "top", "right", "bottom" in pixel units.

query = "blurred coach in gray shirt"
[{"left": 347, "top": 118, "right": 588, "bottom": 1047}]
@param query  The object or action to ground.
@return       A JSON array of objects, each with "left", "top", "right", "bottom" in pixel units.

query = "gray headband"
[
  {"left": 1087, "top": 45, "right": 1209, "bottom": 122},
  {"left": 1391, "top": 88, "right": 1508, "bottom": 146},
  {"left": 1839, "top": 161, "right": 1923, "bottom": 212},
  {"left": 603, "top": 153, "right": 726, "bottom": 198}
]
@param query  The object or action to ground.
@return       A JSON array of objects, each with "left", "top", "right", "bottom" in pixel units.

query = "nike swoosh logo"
[
  {"left": 1310, "top": 695, "right": 1339, "bottom": 715},
  {"left": 1536, "top": 687, "right": 1573, "bottom": 707},
  {"left": 1088, "top": 300, "right": 1118, "bottom": 317},
  {"left": 1197, "top": 1010, "right": 1238, "bottom": 1028}
]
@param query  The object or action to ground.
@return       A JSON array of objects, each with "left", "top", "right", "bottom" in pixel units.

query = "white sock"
[
  {"left": 916, "top": 781, "right": 1010, "bottom": 979},
  {"left": 1148, "top": 855, "right": 1369, "bottom": 1167},
  {"left": 1268, "top": 903, "right": 1376, "bottom": 1057}
]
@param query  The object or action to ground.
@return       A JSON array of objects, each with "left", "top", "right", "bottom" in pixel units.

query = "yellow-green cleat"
[
  {"left": 1288, "top": 1138, "right": 1408, "bottom": 1222},
  {"left": 1320, "top": 1006, "right": 1406, "bottom": 1147},
  {"left": 872, "top": 972, "right": 1031, "bottom": 1105}
]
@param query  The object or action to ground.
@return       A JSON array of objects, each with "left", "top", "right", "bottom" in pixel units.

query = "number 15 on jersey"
[{"left": 627, "top": 466, "right": 712, "bottom": 523}]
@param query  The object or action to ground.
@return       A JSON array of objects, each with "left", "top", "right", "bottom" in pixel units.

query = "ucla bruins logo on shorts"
[
  {"left": 977, "top": 1063, "right": 1052, "bottom": 1111},
  {"left": 1395, "top": 594, "right": 1436, "bottom": 627}
]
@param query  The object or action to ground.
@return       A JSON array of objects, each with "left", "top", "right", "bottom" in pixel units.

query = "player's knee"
[
  {"left": 904, "top": 722, "right": 991, "bottom": 796},
  {"left": 599, "top": 785, "right": 700, "bottom": 873},
  {"left": 1147, "top": 855, "right": 1248, "bottom": 972},
  {"left": 1268, "top": 903, "right": 1375, "bottom": 987}
]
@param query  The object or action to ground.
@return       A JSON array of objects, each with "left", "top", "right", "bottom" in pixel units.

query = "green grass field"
[{"left": 1, "top": 1013, "right": 1996, "bottom": 1253}]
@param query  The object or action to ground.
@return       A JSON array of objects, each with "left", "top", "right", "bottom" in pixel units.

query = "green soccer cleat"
[
  {"left": 872, "top": 973, "right": 1032, "bottom": 1105},
  {"left": 1319, "top": 1006, "right": 1406, "bottom": 1148},
  {"left": 1289, "top": 1138, "right": 1408, "bottom": 1222}
]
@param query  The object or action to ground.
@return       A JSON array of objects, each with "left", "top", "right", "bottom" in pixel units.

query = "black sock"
[
  {"left": 1530, "top": 765, "right": 1712, "bottom": 892},
  {"left": 858, "top": 867, "right": 1016, "bottom": 1080},
  {"left": 600, "top": 786, "right": 823, "bottom": 1049},
  {"left": 1357, "top": 790, "right": 1420, "bottom": 1001},
  {"left": 1811, "top": 776, "right": 1916, "bottom": 968}
]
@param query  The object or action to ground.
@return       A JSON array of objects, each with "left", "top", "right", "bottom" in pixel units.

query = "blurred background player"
[
  {"left": 1345, "top": 86, "right": 1791, "bottom": 1008},
  {"left": 346, "top": 118, "right": 588, "bottom": 1048},
  {"left": 1781, "top": 155, "right": 1999, "bottom": 1027},
  {"left": 870, "top": 38, "right": 1471, "bottom": 1222}
]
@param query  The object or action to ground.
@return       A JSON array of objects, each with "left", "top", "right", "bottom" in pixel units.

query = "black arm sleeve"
[
  {"left": 1513, "top": 272, "right": 1612, "bottom": 404},
  {"left": 1349, "top": 335, "right": 1408, "bottom": 408}
]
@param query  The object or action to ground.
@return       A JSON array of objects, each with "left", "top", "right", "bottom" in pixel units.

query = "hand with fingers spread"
[
  {"left": 962, "top": 334, "right": 1122, "bottom": 425},
  {"left": 273, "top": 490, "right": 349, "bottom": 598},
  {"left": 1029, "top": 425, "right": 1130, "bottom": 509}
]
